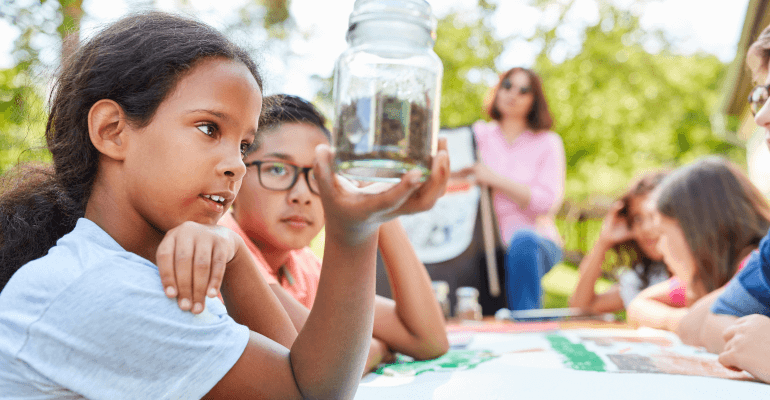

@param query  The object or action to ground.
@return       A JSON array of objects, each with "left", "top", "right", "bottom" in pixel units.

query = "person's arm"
[
  {"left": 569, "top": 241, "right": 625, "bottom": 313},
  {"left": 626, "top": 279, "right": 689, "bottom": 331},
  {"left": 699, "top": 312, "right": 739, "bottom": 353},
  {"left": 268, "top": 221, "right": 449, "bottom": 365},
  {"left": 207, "top": 141, "right": 450, "bottom": 399},
  {"left": 268, "top": 283, "right": 397, "bottom": 374},
  {"left": 372, "top": 219, "right": 449, "bottom": 360},
  {"left": 459, "top": 134, "right": 565, "bottom": 214},
  {"left": 696, "top": 265, "right": 768, "bottom": 354},
  {"left": 365, "top": 337, "right": 395, "bottom": 374},
  {"left": 467, "top": 162, "right": 531, "bottom": 209},
  {"left": 675, "top": 287, "right": 725, "bottom": 348},
  {"left": 210, "top": 230, "right": 380, "bottom": 399},
  {"left": 570, "top": 202, "right": 632, "bottom": 314},
  {"left": 718, "top": 314, "right": 770, "bottom": 382}
]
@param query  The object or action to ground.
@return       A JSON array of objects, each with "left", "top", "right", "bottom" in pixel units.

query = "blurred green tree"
[
  {"left": 527, "top": 2, "right": 740, "bottom": 200},
  {"left": 0, "top": 0, "right": 81, "bottom": 175},
  {"left": 434, "top": 1, "right": 502, "bottom": 129}
]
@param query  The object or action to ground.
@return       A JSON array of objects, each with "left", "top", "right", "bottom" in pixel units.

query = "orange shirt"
[{"left": 219, "top": 212, "right": 322, "bottom": 309}]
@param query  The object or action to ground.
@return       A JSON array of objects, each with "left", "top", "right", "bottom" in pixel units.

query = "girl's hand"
[
  {"left": 597, "top": 201, "right": 633, "bottom": 247},
  {"left": 719, "top": 314, "right": 770, "bottom": 382},
  {"left": 156, "top": 221, "right": 242, "bottom": 314},
  {"left": 313, "top": 138, "right": 450, "bottom": 245}
]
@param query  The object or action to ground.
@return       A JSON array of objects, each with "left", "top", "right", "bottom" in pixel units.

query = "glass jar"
[
  {"left": 455, "top": 286, "right": 482, "bottom": 322},
  {"left": 332, "top": 0, "right": 443, "bottom": 182}
]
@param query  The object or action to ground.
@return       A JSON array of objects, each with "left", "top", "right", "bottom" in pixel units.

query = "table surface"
[{"left": 355, "top": 320, "right": 770, "bottom": 400}]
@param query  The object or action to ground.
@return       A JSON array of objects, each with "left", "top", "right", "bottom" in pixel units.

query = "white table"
[{"left": 355, "top": 322, "right": 770, "bottom": 399}]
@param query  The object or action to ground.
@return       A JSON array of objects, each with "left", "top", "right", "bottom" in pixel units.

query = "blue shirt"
[
  {"left": 711, "top": 230, "right": 770, "bottom": 317},
  {"left": 0, "top": 219, "right": 249, "bottom": 399}
]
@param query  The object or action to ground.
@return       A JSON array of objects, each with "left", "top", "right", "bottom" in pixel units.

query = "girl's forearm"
[
  {"left": 363, "top": 337, "right": 392, "bottom": 375},
  {"left": 569, "top": 239, "right": 612, "bottom": 311},
  {"left": 627, "top": 297, "right": 688, "bottom": 331},
  {"left": 289, "top": 228, "right": 380, "bottom": 399},
  {"left": 376, "top": 220, "right": 449, "bottom": 359},
  {"left": 220, "top": 248, "right": 298, "bottom": 348}
]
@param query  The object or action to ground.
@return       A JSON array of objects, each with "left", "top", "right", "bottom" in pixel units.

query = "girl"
[
  {"left": 685, "top": 22, "right": 770, "bottom": 383},
  {"left": 221, "top": 94, "right": 449, "bottom": 373},
  {"left": 625, "top": 156, "right": 770, "bottom": 333},
  {"left": 457, "top": 67, "right": 566, "bottom": 311},
  {"left": 569, "top": 172, "right": 670, "bottom": 314},
  {"left": 0, "top": 12, "right": 449, "bottom": 399}
]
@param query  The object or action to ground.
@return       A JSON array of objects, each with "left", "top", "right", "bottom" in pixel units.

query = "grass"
[{"left": 541, "top": 262, "right": 613, "bottom": 308}]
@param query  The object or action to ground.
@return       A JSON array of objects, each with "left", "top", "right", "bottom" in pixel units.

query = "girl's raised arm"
[
  {"left": 206, "top": 142, "right": 449, "bottom": 399},
  {"left": 626, "top": 279, "right": 689, "bottom": 331},
  {"left": 570, "top": 202, "right": 632, "bottom": 314}
]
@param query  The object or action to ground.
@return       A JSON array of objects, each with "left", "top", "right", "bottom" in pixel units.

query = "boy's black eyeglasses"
[
  {"left": 749, "top": 83, "right": 770, "bottom": 116},
  {"left": 245, "top": 160, "right": 319, "bottom": 195},
  {"left": 501, "top": 78, "right": 531, "bottom": 95}
]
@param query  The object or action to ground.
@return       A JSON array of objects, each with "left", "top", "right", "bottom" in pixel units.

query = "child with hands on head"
[
  {"left": 683, "top": 23, "right": 770, "bottom": 383},
  {"left": 569, "top": 172, "right": 670, "bottom": 314},
  {"left": 626, "top": 156, "right": 770, "bottom": 334},
  {"left": 0, "top": 12, "right": 449, "bottom": 399},
  {"left": 220, "top": 94, "right": 450, "bottom": 373}
]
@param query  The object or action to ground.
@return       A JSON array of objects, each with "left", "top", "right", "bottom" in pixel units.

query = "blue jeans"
[{"left": 504, "top": 229, "right": 562, "bottom": 310}]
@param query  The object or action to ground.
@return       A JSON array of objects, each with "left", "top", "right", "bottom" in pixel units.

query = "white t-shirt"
[
  {"left": 617, "top": 261, "right": 670, "bottom": 307},
  {"left": 0, "top": 218, "right": 249, "bottom": 399}
]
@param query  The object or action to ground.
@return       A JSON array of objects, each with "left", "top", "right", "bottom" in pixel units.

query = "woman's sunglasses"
[
  {"left": 501, "top": 78, "right": 531, "bottom": 95},
  {"left": 749, "top": 83, "right": 770, "bottom": 116}
]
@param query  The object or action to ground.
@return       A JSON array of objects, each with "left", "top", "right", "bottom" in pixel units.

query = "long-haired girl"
[{"left": 0, "top": 12, "right": 448, "bottom": 399}]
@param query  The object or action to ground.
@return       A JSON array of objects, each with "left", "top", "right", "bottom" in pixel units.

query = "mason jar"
[
  {"left": 455, "top": 286, "right": 482, "bottom": 322},
  {"left": 332, "top": 0, "right": 443, "bottom": 182}
]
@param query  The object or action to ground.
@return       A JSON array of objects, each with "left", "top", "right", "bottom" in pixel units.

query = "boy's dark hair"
[
  {"left": 485, "top": 67, "right": 553, "bottom": 132},
  {"left": 246, "top": 94, "right": 331, "bottom": 157},
  {"left": 0, "top": 11, "right": 262, "bottom": 288},
  {"left": 656, "top": 156, "right": 770, "bottom": 294},
  {"left": 613, "top": 170, "right": 670, "bottom": 286}
]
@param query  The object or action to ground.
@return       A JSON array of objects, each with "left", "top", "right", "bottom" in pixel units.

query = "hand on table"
[{"left": 719, "top": 314, "right": 770, "bottom": 382}]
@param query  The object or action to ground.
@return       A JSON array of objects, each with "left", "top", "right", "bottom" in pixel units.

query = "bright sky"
[{"left": 0, "top": 0, "right": 751, "bottom": 99}]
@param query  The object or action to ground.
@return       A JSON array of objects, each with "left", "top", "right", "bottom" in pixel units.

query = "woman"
[
  {"left": 626, "top": 156, "right": 770, "bottom": 333},
  {"left": 458, "top": 67, "right": 566, "bottom": 311},
  {"left": 569, "top": 172, "right": 670, "bottom": 314}
]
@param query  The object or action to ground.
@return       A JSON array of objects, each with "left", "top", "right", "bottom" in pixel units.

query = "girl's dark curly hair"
[
  {"left": 0, "top": 11, "right": 262, "bottom": 289},
  {"left": 613, "top": 171, "right": 670, "bottom": 286}
]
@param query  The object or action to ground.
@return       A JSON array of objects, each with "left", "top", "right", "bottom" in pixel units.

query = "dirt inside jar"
[{"left": 335, "top": 92, "right": 433, "bottom": 180}]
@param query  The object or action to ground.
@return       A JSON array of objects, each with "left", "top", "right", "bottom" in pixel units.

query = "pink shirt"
[
  {"left": 219, "top": 212, "right": 322, "bottom": 309},
  {"left": 667, "top": 251, "right": 755, "bottom": 307},
  {"left": 473, "top": 121, "right": 566, "bottom": 245}
]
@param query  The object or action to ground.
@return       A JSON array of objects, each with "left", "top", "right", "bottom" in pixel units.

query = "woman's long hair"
[
  {"left": 0, "top": 11, "right": 262, "bottom": 289},
  {"left": 485, "top": 67, "right": 553, "bottom": 132}
]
